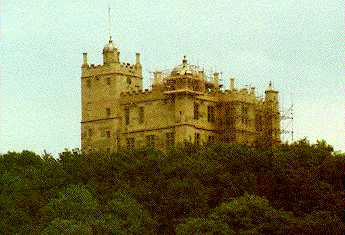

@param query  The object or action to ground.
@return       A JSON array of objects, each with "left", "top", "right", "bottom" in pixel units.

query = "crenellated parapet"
[
  {"left": 81, "top": 38, "right": 142, "bottom": 80},
  {"left": 82, "top": 61, "right": 142, "bottom": 77},
  {"left": 119, "top": 88, "right": 165, "bottom": 105}
]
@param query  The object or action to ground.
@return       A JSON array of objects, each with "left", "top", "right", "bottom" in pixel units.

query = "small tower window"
[
  {"left": 116, "top": 137, "right": 120, "bottom": 149},
  {"left": 139, "top": 107, "right": 144, "bottom": 124},
  {"left": 195, "top": 133, "right": 200, "bottom": 145},
  {"left": 146, "top": 135, "right": 155, "bottom": 148},
  {"left": 241, "top": 105, "right": 249, "bottom": 125},
  {"left": 126, "top": 137, "right": 135, "bottom": 149},
  {"left": 166, "top": 132, "right": 175, "bottom": 147},
  {"left": 207, "top": 106, "right": 215, "bottom": 123},
  {"left": 106, "top": 77, "right": 111, "bottom": 85},
  {"left": 88, "top": 128, "right": 93, "bottom": 137},
  {"left": 87, "top": 80, "right": 91, "bottom": 88},
  {"left": 194, "top": 103, "right": 199, "bottom": 120},
  {"left": 125, "top": 107, "right": 130, "bottom": 125},
  {"left": 208, "top": 135, "right": 215, "bottom": 144},
  {"left": 106, "top": 130, "right": 111, "bottom": 138},
  {"left": 106, "top": 108, "right": 111, "bottom": 117}
]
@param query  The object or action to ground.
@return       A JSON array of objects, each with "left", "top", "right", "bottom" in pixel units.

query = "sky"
[{"left": 1, "top": 0, "right": 344, "bottom": 155}]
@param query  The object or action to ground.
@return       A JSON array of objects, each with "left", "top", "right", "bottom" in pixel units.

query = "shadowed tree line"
[{"left": 0, "top": 139, "right": 343, "bottom": 234}]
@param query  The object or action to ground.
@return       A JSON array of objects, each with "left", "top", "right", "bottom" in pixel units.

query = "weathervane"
[{"left": 108, "top": 5, "right": 112, "bottom": 41}]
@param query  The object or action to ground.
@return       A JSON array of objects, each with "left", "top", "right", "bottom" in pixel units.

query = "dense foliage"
[{"left": 0, "top": 139, "right": 343, "bottom": 234}]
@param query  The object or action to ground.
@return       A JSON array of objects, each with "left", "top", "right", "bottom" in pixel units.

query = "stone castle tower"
[{"left": 81, "top": 37, "right": 280, "bottom": 153}]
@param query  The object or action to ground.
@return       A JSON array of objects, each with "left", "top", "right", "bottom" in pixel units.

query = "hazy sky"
[{"left": 1, "top": 0, "right": 344, "bottom": 155}]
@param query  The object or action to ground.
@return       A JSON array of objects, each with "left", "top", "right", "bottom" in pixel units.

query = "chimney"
[
  {"left": 229, "top": 78, "right": 235, "bottom": 90},
  {"left": 250, "top": 87, "right": 255, "bottom": 95},
  {"left": 82, "top": 52, "right": 88, "bottom": 67},
  {"left": 135, "top": 52, "right": 141, "bottom": 64},
  {"left": 153, "top": 71, "right": 162, "bottom": 85},
  {"left": 213, "top": 72, "right": 220, "bottom": 85}
]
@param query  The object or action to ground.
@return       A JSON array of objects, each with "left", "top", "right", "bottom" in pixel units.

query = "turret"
[
  {"left": 264, "top": 81, "right": 280, "bottom": 145},
  {"left": 265, "top": 81, "right": 278, "bottom": 102},
  {"left": 103, "top": 37, "right": 119, "bottom": 65}
]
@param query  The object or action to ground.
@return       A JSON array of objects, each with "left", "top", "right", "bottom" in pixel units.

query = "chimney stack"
[
  {"left": 82, "top": 52, "right": 88, "bottom": 67},
  {"left": 213, "top": 72, "right": 220, "bottom": 86},
  {"left": 135, "top": 52, "right": 141, "bottom": 64},
  {"left": 229, "top": 78, "right": 235, "bottom": 90},
  {"left": 153, "top": 71, "right": 162, "bottom": 85},
  {"left": 250, "top": 87, "right": 255, "bottom": 95}
]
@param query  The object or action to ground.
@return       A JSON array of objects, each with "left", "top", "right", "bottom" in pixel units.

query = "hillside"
[{"left": 0, "top": 139, "right": 343, "bottom": 234}]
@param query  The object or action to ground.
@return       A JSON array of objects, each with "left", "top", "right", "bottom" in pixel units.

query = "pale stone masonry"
[{"left": 81, "top": 38, "right": 280, "bottom": 153}]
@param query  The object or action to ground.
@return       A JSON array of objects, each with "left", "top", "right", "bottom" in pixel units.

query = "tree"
[
  {"left": 176, "top": 218, "right": 233, "bottom": 235},
  {"left": 43, "top": 184, "right": 98, "bottom": 232},
  {"left": 92, "top": 191, "right": 156, "bottom": 234},
  {"left": 177, "top": 194, "right": 294, "bottom": 234}
]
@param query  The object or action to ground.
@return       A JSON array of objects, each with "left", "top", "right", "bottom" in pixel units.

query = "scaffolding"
[{"left": 280, "top": 104, "right": 294, "bottom": 143}]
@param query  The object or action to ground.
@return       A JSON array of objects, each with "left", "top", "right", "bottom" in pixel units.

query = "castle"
[{"left": 81, "top": 37, "right": 280, "bottom": 153}]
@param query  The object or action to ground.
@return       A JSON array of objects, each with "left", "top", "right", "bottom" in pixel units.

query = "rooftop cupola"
[
  {"left": 171, "top": 56, "right": 199, "bottom": 76},
  {"left": 103, "top": 36, "right": 119, "bottom": 64}
]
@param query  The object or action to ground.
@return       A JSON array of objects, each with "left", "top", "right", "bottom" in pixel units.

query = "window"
[
  {"left": 106, "top": 108, "right": 111, "bottom": 117},
  {"left": 106, "top": 130, "right": 111, "bottom": 138},
  {"left": 106, "top": 77, "right": 111, "bottom": 85},
  {"left": 207, "top": 106, "right": 215, "bottom": 122},
  {"left": 106, "top": 148, "right": 110, "bottom": 153},
  {"left": 86, "top": 103, "right": 92, "bottom": 118},
  {"left": 116, "top": 137, "right": 120, "bottom": 149},
  {"left": 256, "top": 115, "right": 262, "bottom": 131},
  {"left": 87, "top": 80, "right": 91, "bottom": 88},
  {"left": 208, "top": 135, "right": 215, "bottom": 144},
  {"left": 225, "top": 105, "right": 231, "bottom": 125},
  {"left": 241, "top": 105, "right": 249, "bottom": 125},
  {"left": 166, "top": 132, "right": 175, "bottom": 147},
  {"left": 101, "top": 129, "right": 105, "bottom": 137},
  {"left": 146, "top": 135, "right": 155, "bottom": 148},
  {"left": 125, "top": 107, "right": 130, "bottom": 125},
  {"left": 139, "top": 107, "right": 144, "bottom": 124},
  {"left": 88, "top": 128, "right": 93, "bottom": 137},
  {"left": 195, "top": 133, "right": 200, "bottom": 145},
  {"left": 126, "top": 137, "right": 135, "bottom": 149},
  {"left": 194, "top": 103, "right": 199, "bottom": 120}
]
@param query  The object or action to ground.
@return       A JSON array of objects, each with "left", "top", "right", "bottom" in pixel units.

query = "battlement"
[
  {"left": 119, "top": 88, "right": 165, "bottom": 105},
  {"left": 81, "top": 61, "right": 142, "bottom": 78},
  {"left": 120, "top": 88, "right": 151, "bottom": 97}
]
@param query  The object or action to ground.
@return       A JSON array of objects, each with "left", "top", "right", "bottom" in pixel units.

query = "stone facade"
[{"left": 81, "top": 38, "right": 280, "bottom": 153}]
